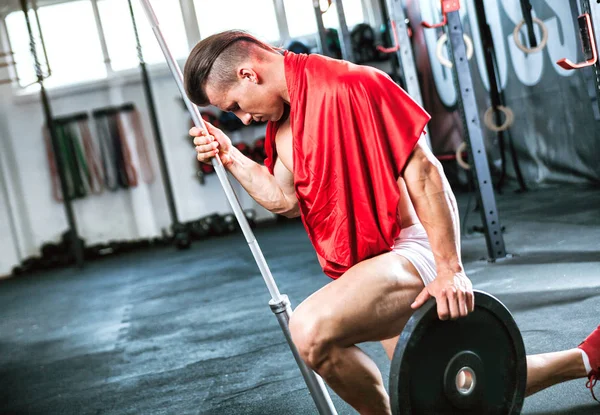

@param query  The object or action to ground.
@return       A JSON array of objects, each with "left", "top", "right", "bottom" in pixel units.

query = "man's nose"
[{"left": 237, "top": 111, "right": 252, "bottom": 125}]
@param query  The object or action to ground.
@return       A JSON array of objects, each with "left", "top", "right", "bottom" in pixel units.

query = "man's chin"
[{"left": 274, "top": 105, "right": 290, "bottom": 122}]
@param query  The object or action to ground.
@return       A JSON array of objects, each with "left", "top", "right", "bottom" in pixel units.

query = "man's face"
[{"left": 206, "top": 77, "right": 286, "bottom": 125}]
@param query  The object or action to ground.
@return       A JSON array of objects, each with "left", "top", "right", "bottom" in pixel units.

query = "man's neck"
[{"left": 267, "top": 53, "right": 290, "bottom": 104}]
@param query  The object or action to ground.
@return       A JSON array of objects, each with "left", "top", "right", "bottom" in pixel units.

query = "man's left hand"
[{"left": 410, "top": 272, "right": 475, "bottom": 320}]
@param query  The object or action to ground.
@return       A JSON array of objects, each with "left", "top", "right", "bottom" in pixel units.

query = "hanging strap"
[
  {"left": 115, "top": 112, "right": 139, "bottom": 187},
  {"left": 519, "top": 0, "right": 538, "bottom": 48},
  {"left": 77, "top": 119, "right": 105, "bottom": 194},
  {"left": 125, "top": 107, "right": 155, "bottom": 184},
  {"left": 94, "top": 113, "right": 120, "bottom": 191},
  {"left": 63, "top": 122, "right": 89, "bottom": 199},
  {"left": 55, "top": 123, "right": 77, "bottom": 200},
  {"left": 106, "top": 112, "right": 130, "bottom": 188},
  {"left": 43, "top": 125, "right": 64, "bottom": 202}
]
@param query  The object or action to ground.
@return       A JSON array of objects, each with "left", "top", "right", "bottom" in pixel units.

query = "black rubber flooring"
[{"left": 1, "top": 185, "right": 599, "bottom": 414}]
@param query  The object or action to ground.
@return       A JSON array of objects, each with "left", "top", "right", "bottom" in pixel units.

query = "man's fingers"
[
  {"left": 193, "top": 135, "right": 215, "bottom": 146},
  {"left": 189, "top": 126, "right": 208, "bottom": 136},
  {"left": 466, "top": 289, "right": 475, "bottom": 312},
  {"left": 411, "top": 288, "right": 431, "bottom": 310},
  {"left": 195, "top": 142, "right": 219, "bottom": 154},
  {"left": 204, "top": 123, "right": 230, "bottom": 148},
  {"left": 197, "top": 148, "right": 217, "bottom": 160},
  {"left": 446, "top": 288, "right": 460, "bottom": 320},
  {"left": 195, "top": 136, "right": 219, "bottom": 164},
  {"left": 437, "top": 289, "right": 450, "bottom": 320},
  {"left": 457, "top": 289, "right": 469, "bottom": 317}
]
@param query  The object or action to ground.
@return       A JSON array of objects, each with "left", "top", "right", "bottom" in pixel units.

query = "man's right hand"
[{"left": 190, "top": 121, "right": 233, "bottom": 167}]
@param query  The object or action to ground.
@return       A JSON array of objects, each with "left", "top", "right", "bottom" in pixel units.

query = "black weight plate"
[{"left": 390, "top": 290, "right": 526, "bottom": 415}]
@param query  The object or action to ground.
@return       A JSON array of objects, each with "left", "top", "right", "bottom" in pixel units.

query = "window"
[
  {"left": 5, "top": 10, "right": 41, "bottom": 88},
  {"left": 193, "top": 0, "right": 280, "bottom": 42},
  {"left": 98, "top": 0, "right": 189, "bottom": 72},
  {"left": 283, "top": 0, "right": 318, "bottom": 38},
  {"left": 5, "top": 0, "right": 106, "bottom": 88},
  {"left": 3, "top": 0, "right": 370, "bottom": 90},
  {"left": 322, "top": 0, "right": 365, "bottom": 29},
  {"left": 283, "top": 0, "right": 365, "bottom": 39}
]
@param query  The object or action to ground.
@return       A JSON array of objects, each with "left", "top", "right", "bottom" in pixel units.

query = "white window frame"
[{"left": 2, "top": 0, "right": 376, "bottom": 101}]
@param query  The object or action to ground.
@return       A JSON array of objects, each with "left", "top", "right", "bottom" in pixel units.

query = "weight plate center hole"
[{"left": 456, "top": 367, "right": 476, "bottom": 395}]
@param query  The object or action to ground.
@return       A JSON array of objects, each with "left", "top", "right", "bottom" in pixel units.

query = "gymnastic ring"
[
  {"left": 456, "top": 141, "right": 471, "bottom": 170},
  {"left": 513, "top": 17, "right": 548, "bottom": 54},
  {"left": 484, "top": 105, "right": 514, "bottom": 132},
  {"left": 436, "top": 33, "right": 474, "bottom": 69}
]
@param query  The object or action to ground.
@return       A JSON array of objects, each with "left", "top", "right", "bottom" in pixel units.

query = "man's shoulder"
[
  {"left": 274, "top": 117, "right": 291, "bottom": 137},
  {"left": 340, "top": 64, "right": 385, "bottom": 82},
  {"left": 336, "top": 64, "right": 394, "bottom": 96},
  {"left": 303, "top": 55, "right": 393, "bottom": 96}
]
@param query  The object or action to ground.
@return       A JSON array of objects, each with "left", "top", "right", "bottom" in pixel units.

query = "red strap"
[{"left": 587, "top": 375, "right": 599, "bottom": 403}]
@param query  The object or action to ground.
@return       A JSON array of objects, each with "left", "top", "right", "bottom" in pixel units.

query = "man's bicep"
[
  {"left": 402, "top": 139, "right": 454, "bottom": 212},
  {"left": 402, "top": 140, "right": 440, "bottom": 183},
  {"left": 273, "top": 157, "right": 299, "bottom": 217}
]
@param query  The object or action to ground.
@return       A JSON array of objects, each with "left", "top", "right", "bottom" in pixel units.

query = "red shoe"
[{"left": 578, "top": 325, "right": 600, "bottom": 403}]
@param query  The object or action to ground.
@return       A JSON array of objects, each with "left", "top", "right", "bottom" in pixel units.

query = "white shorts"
[{"left": 391, "top": 223, "right": 436, "bottom": 286}]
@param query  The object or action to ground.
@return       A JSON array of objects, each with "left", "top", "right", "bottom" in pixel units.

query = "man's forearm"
[
  {"left": 226, "top": 147, "right": 298, "bottom": 216},
  {"left": 406, "top": 162, "right": 463, "bottom": 276}
]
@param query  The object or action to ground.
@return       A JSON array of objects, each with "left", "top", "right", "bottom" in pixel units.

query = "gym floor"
[{"left": 1, "top": 185, "right": 599, "bottom": 415}]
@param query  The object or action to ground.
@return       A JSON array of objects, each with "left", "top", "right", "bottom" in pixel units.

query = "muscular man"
[{"left": 184, "top": 31, "right": 599, "bottom": 413}]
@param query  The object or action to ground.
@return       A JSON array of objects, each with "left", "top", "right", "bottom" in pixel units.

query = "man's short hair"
[{"left": 184, "top": 30, "right": 279, "bottom": 107}]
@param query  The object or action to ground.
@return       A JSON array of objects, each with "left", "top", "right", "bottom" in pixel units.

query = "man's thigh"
[{"left": 293, "top": 252, "right": 424, "bottom": 347}]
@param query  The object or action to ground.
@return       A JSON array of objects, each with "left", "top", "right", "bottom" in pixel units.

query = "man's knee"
[{"left": 289, "top": 307, "right": 335, "bottom": 371}]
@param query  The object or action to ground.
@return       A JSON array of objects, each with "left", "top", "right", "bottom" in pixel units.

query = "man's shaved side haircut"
[{"left": 184, "top": 30, "right": 280, "bottom": 106}]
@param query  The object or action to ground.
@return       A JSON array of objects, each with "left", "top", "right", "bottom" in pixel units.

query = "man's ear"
[{"left": 239, "top": 67, "right": 258, "bottom": 84}]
